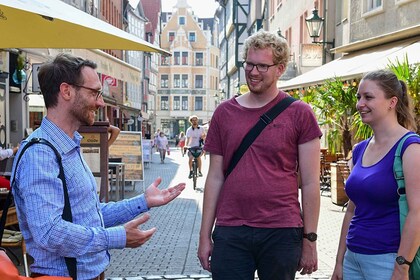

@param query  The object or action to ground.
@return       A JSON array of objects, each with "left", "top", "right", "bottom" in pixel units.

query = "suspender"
[{"left": 0, "top": 138, "right": 77, "bottom": 279}]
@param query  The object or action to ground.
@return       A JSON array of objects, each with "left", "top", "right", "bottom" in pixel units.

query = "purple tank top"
[{"left": 345, "top": 132, "right": 420, "bottom": 254}]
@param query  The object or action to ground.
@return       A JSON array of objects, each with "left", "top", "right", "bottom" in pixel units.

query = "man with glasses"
[
  {"left": 11, "top": 53, "right": 185, "bottom": 279},
  {"left": 198, "top": 30, "right": 322, "bottom": 279}
]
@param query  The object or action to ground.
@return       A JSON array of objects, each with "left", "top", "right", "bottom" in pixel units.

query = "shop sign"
[
  {"left": 49, "top": 49, "right": 141, "bottom": 84},
  {"left": 301, "top": 44, "right": 322, "bottom": 67},
  {"left": 102, "top": 74, "right": 117, "bottom": 87}
]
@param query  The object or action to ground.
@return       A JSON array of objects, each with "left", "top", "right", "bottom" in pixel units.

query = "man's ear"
[
  {"left": 59, "top": 82, "right": 73, "bottom": 101},
  {"left": 276, "top": 64, "right": 285, "bottom": 77}
]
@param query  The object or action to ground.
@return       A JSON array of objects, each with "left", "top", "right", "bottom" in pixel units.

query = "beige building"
[
  {"left": 157, "top": 0, "right": 219, "bottom": 138},
  {"left": 275, "top": 0, "right": 420, "bottom": 89}
]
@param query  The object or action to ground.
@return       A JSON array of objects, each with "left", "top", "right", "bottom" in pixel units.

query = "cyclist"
[{"left": 186, "top": 115, "right": 206, "bottom": 179}]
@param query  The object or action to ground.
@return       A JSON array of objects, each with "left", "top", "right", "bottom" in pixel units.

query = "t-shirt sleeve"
[
  {"left": 203, "top": 109, "right": 223, "bottom": 155},
  {"left": 401, "top": 134, "right": 420, "bottom": 155},
  {"left": 295, "top": 101, "right": 323, "bottom": 144}
]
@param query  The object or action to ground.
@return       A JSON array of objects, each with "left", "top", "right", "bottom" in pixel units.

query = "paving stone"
[
  {"left": 188, "top": 275, "right": 210, "bottom": 279},
  {"left": 100, "top": 149, "right": 343, "bottom": 279}
]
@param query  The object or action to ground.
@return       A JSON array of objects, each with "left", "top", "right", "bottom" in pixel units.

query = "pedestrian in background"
[
  {"left": 332, "top": 70, "right": 420, "bottom": 280},
  {"left": 106, "top": 118, "right": 120, "bottom": 148},
  {"left": 0, "top": 144, "right": 19, "bottom": 190},
  {"left": 11, "top": 53, "right": 185, "bottom": 279},
  {"left": 153, "top": 128, "right": 160, "bottom": 152},
  {"left": 198, "top": 30, "right": 322, "bottom": 279},
  {"left": 186, "top": 115, "right": 206, "bottom": 178},
  {"left": 175, "top": 134, "right": 180, "bottom": 149},
  {"left": 156, "top": 131, "right": 169, "bottom": 163},
  {"left": 178, "top": 131, "right": 186, "bottom": 157}
]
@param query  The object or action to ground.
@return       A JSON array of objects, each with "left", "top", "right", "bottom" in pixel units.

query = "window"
[
  {"left": 195, "top": 96, "right": 203, "bottom": 111},
  {"left": 195, "top": 75, "right": 203, "bottom": 88},
  {"left": 188, "top": 32, "right": 196, "bottom": 42},
  {"left": 174, "top": 74, "right": 180, "bottom": 88},
  {"left": 368, "top": 0, "right": 382, "bottom": 10},
  {"left": 362, "top": 0, "right": 383, "bottom": 15},
  {"left": 179, "top": 16, "right": 185, "bottom": 25},
  {"left": 161, "top": 75, "right": 168, "bottom": 88},
  {"left": 161, "top": 56, "right": 170, "bottom": 66},
  {"left": 182, "top": 74, "right": 188, "bottom": 88},
  {"left": 182, "top": 52, "right": 188, "bottom": 65},
  {"left": 169, "top": 32, "right": 175, "bottom": 42},
  {"left": 195, "top": 52, "right": 203, "bottom": 66},
  {"left": 174, "top": 52, "right": 180, "bottom": 65},
  {"left": 182, "top": 96, "right": 188, "bottom": 110},
  {"left": 161, "top": 96, "right": 169, "bottom": 110},
  {"left": 173, "top": 96, "right": 180, "bottom": 110}
]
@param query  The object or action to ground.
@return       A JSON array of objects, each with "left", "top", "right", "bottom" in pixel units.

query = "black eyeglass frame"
[
  {"left": 69, "top": 83, "right": 103, "bottom": 100},
  {"left": 242, "top": 61, "right": 279, "bottom": 72}
]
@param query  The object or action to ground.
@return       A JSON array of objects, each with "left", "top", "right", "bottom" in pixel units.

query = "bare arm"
[
  {"left": 298, "top": 137, "right": 321, "bottom": 275},
  {"left": 392, "top": 143, "right": 420, "bottom": 279},
  {"left": 186, "top": 135, "right": 192, "bottom": 147},
  {"left": 198, "top": 154, "right": 224, "bottom": 272},
  {"left": 108, "top": 125, "right": 120, "bottom": 147},
  {"left": 332, "top": 156, "right": 355, "bottom": 280},
  {"left": 331, "top": 200, "right": 355, "bottom": 280}
]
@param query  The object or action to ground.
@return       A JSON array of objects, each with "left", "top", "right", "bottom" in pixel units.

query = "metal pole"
[{"left": 322, "top": 0, "right": 327, "bottom": 65}]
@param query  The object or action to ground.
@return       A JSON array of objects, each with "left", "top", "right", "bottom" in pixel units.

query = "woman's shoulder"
[
  {"left": 401, "top": 132, "right": 420, "bottom": 152},
  {"left": 352, "top": 139, "right": 370, "bottom": 161}
]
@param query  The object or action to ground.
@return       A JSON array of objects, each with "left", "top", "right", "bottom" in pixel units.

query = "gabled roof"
[{"left": 141, "top": 0, "right": 161, "bottom": 42}]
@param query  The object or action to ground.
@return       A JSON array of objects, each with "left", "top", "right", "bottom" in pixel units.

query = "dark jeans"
[{"left": 211, "top": 225, "right": 303, "bottom": 280}]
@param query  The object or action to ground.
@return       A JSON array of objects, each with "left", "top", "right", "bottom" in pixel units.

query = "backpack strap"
[{"left": 393, "top": 133, "right": 420, "bottom": 195}]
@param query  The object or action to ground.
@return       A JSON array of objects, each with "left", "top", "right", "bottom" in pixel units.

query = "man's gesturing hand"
[
  {"left": 124, "top": 213, "right": 157, "bottom": 248},
  {"left": 145, "top": 177, "right": 186, "bottom": 208}
]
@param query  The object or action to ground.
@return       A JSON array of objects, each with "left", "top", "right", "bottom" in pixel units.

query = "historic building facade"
[{"left": 157, "top": 0, "right": 219, "bottom": 138}]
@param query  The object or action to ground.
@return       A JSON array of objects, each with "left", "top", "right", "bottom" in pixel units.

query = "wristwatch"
[
  {"left": 303, "top": 232, "right": 317, "bottom": 242},
  {"left": 396, "top": 256, "right": 412, "bottom": 266}
]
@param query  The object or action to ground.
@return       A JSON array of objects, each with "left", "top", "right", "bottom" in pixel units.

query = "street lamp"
[
  {"left": 305, "top": 8, "right": 324, "bottom": 43},
  {"left": 277, "top": 28, "right": 285, "bottom": 39},
  {"left": 305, "top": 7, "right": 335, "bottom": 64}
]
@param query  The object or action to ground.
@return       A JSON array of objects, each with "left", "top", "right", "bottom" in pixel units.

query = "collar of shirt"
[{"left": 40, "top": 117, "right": 82, "bottom": 155}]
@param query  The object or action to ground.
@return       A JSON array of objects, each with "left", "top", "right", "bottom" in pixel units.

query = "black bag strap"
[
  {"left": 0, "top": 137, "right": 77, "bottom": 279},
  {"left": 225, "top": 96, "right": 297, "bottom": 177}
]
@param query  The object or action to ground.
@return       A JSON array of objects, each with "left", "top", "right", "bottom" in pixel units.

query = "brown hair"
[
  {"left": 361, "top": 69, "right": 417, "bottom": 131},
  {"left": 38, "top": 53, "right": 97, "bottom": 109}
]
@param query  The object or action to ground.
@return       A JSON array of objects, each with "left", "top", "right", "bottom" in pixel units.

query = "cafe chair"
[{"left": 0, "top": 207, "right": 29, "bottom": 277}]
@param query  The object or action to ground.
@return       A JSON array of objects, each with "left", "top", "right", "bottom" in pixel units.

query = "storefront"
[
  {"left": 278, "top": 38, "right": 420, "bottom": 90},
  {"left": 0, "top": 0, "right": 169, "bottom": 145}
]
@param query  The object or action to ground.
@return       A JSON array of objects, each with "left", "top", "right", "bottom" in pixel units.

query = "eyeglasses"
[
  {"left": 242, "top": 62, "right": 278, "bottom": 72},
  {"left": 69, "top": 83, "right": 103, "bottom": 100}
]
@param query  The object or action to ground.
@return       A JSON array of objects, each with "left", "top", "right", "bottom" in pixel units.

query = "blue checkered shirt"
[{"left": 11, "top": 117, "right": 149, "bottom": 279}]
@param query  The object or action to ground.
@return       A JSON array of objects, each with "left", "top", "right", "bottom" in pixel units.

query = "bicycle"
[{"left": 188, "top": 146, "right": 203, "bottom": 190}]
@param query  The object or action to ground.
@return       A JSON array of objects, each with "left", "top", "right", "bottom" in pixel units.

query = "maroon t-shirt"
[{"left": 204, "top": 91, "right": 322, "bottom": 228}]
